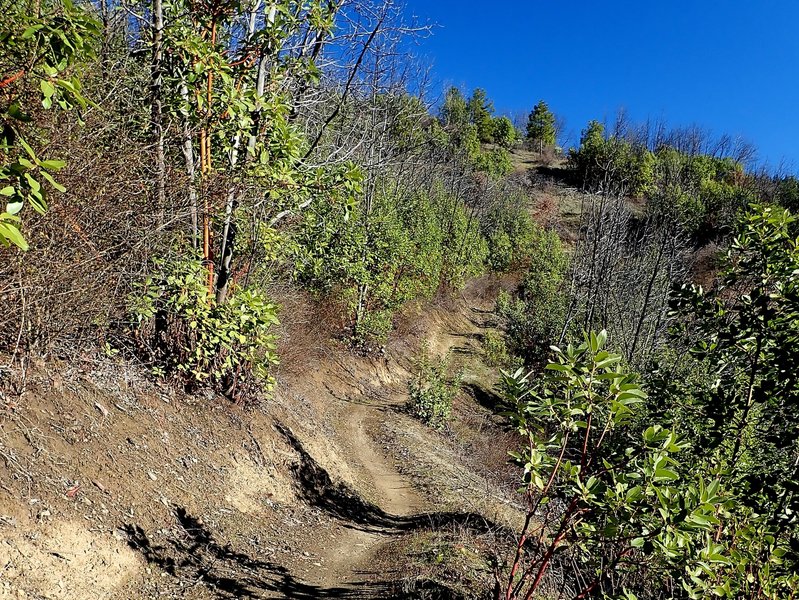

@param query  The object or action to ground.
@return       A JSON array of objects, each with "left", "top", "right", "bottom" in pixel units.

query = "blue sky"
[{"left": 403, "top": 1, "right": 799, "bottom": 169}]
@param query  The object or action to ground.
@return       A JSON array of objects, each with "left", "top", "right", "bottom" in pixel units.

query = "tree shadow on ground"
[
  {"left": 124, "top": 422, "right": 505, "bottom": 598},
  {"left": 277, "top": 423, "right": 506, "bottom": 538},
  {"left": 531, "top": 164, "right": 577, "bottom": 186},
  {"left": 124, "top": 509, "right": 457, "bottom": 599}
]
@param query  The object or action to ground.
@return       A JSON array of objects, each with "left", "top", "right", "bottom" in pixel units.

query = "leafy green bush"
[
  {"left": 569, "top": 120, "right": 655, "bottom": 197},
  {"left": 408, "top": 343, "right": 462, "bottom": 429},
  {"left": 497, "top": 332, "right": 746, "bottom": 599},
  {"left": 648, "top": 205, "right": 799, "bottom": 598},
  {"left": 491, "top": 116, "right": 517, "bottom": 149},
  {"left": 471, "top": 147, "right": 513, "bottom": 178},
  {"left": 292, "top": 181, "right": 485, "bottom": 346},
  {"left": 481, "top": 330, "right": 521, "bottom": 371},
  {"left": 129, "top": 257, "right": 279, "bottom": 400},
  {"left": 495, "top": 228, "right": 568, "bottom": 366},
  {"left": 496, "top": 205, "right": 799, "bottom": 599},
  {"left": 481, "top": 191, "right": 540, "bottom": 272},
  {"left": 0, "top": 0, "right": 99, "bottom": 250}
]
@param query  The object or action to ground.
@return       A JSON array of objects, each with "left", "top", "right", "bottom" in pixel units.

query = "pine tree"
[
  {"left": 525, "top": 100, "right": 557, "bottom": 152},
  {"left": 440, "top": 87, "right": 468, "bottom": 129},
  {"left": 467, "top": 88, "right": 495, "bottom": 143}
]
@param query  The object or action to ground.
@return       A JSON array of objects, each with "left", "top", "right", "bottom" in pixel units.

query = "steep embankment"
[{"left": 0, "top": 276, "right": 520, "bottom": 599}]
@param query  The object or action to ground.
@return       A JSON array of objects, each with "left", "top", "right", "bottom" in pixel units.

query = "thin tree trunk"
[
  {"left": 199, "top": 19, "right": 218, "bottom": 295},
  {"left": 151, "top": 0, "right": 166, "bottom": 225},
  {"left": 215, "top": 0, "right": 266, "bottom": 304},
  {"left": 180, "top": 82, "right": 198, "bottom": 250}
]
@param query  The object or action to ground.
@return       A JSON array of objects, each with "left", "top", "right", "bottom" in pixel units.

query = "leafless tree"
[{"left": 562, "top": 195, "right": 691, "bottom": 368}]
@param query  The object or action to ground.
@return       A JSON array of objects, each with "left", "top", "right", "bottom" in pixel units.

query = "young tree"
[
  {"left": 467, "top": 87, "right": 495, "bottom": 143},
  {"left": 152, "top": 0, "right": 360, "bottom": 302},
  {"left": 499, "top": 326, "right": 799, "bottom": 599},
  {"left": 497, "top": 332, "right": 727, "bottom": 599},
  {"left": 440, "top": 86, "right": 468, "bottom": 130},
  {"left": 668, "top": 205, "right": 799, "bottom": 511},
  {"left": 492, "top": 116, "right": 517, "bottom": 149},
  {"left": 525, "top": 100, "right": 556, "bottom": 152}
]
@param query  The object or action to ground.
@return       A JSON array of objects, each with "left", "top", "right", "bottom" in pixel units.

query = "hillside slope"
[{"left": 0, "top": 277, "right": 520, "bottom": 599}]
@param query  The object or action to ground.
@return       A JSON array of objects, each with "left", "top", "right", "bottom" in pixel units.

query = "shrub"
[
  {"left": 482, "top": 330, "right": 508, "bottom": 367},
  {"left": 491, "top": 116, "right": 517, "bottom": 149},
  {"left": 292, "top": 181, "right": 486, "bottom": 347},
  {"left": 472, "top": 147, "right": 513, "bottom": 178},
  {"left": 495, "top": 228, "right": 568, "bottom": 367},
  {"left": 481, "top": 330, "right": 521, "bottom": 370},
  {"left": 498, "top": 332, "right": 729, "bottom": 599},
  {"left": 352, "top": 308, "right": 393, "bottom": 349},
  {"left": 482, "top": 191, "right": 540, "bottom": 272},
  {"left": 569, "top": 120, "right": 655, "bottom": 197},
  {"left": 128, "top": 256, "right": 279, "bottom": 400},
  {"left": 408, "top": 343, "right": 462, "bottom": 429}
]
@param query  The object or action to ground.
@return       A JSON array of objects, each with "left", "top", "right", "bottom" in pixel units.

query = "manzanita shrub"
[
  {"left": 1, "top": 0, "right": 100, "bottom": 250},
  {"left": 408, "top": 342, "right": 462, "bottom": 430},
  {"left": 497, "top": 328, "right": 799, "bottom": 599},
  {"left": 129, "top": 257, "right": 279, "bottom": 401}
]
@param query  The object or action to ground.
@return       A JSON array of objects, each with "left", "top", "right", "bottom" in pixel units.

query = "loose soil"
[{"left": 0, "top": 277, "right": 519, "bottom": 599}]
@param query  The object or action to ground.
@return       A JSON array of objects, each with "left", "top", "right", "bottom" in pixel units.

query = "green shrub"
[
  {"left": 352, "top": 308, "right": 393, "bottom": 348},
  {"left": 292, "top": 181, "right": 486, "bottom": 347},
  {"left": 495, "top": 228, "right": 568, "bottom": 367},
  {"left": 471, "top": 147, "right": 513, "bottom": 178},
  {"left": 408, "top": 343, "right": 462, "bottom": 429},
  {"left": 491, "top": 116, "right": 517, "bottom": 149},
  {"left": 569, "top": 120, "right": 655, "bottom": 197},
  {"left": 499, "top": 332, "right": 729, "bottom": 599},
  {"left": 481, "top": 330, "right": 521, "bottom": 370},
  {"left": 129, "top": 256, "right": 279, "bottom": 400},
  {"left": 481, "top": 191, "right": 540, "bottom": 272}
]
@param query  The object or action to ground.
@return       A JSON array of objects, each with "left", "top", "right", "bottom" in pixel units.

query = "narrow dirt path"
[
  {"left": 309, "top": 399, "right": 424, "bottom": 590},
  {"left": 285, "top": 297, "right": 491, "bottom": 595}
]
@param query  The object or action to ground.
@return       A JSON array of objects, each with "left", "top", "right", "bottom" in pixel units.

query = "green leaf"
[
  {"left": 40, "top": 79, "right": 56, "bottom": 99},
  {"left": 654, "top": 468, "right": 679, "bottom": 482},
  {"left": 19, "top": 137, "right": 37, "bottom": 160},
  {"left": 545, "top": 363, "right": 571, "bottom": 372},
  {"left": 39, "top": 159, "right": 66, "bottom": 171},
  {"left": 40, "top": 170, "right": 66, "bottom": 193},
  {"left": 596, "top": 355, "right": 621, "bottom": 369},
  {"left": 7, "top": 103, "right": 31, "bottom": 122},
  {"left": 0, "top": 218, "right": 28, "bottom": 250},
  {"left": 21, "top": 24, "right": 44, "bottom": 39}
]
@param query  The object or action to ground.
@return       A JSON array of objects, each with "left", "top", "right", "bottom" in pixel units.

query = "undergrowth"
[
  {"left": 127, "top": 256, "right": 279, "bottom": 401},
  {"left": 408, "top": 342, "right": 463, "bottom": 429}
]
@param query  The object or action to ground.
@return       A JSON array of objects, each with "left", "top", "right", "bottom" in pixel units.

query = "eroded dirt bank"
[{"left": 0, "top": 278, "right": 520, "bottom": 599}]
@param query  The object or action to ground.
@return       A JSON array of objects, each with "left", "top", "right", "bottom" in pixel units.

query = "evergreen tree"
[
  {"left": 440, "top": 86, "right": 468, "bottom": 129},
  {"left": 467, "top": 88, "right": 495, "bottom": 143},
  {"left": 491, "top": 116, "right": 517, "bottom": 149},
  {"left": 525, "top": 100, "right": 557, "bottom": 151}
]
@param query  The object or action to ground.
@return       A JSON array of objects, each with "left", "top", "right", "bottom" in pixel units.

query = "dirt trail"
[
  {"left": 310, "top": 398, "right": 424, "bottom": 590},
  {"left": 0, "top": 282, "right": 498, "bottom": 599},
  {"left": 299, "top": 304, "right": 490, "bottom": 593}
]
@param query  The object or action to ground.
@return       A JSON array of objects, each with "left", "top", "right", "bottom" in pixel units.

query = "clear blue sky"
[{"left": 403, "top": 1, "right": 799, "bottom": 169}]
